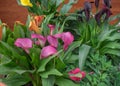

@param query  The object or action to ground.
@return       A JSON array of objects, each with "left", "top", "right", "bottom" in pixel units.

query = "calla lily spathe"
[
  {"left": 40, "top": 45, "right": 57, "bottom": 59},
  {"left": 68, "top": 68, "right": 86, "bottom": 82},
  {"left": 20, "top": 0, "right": 33, "bottom": 7},
  {"left": 95, "top": 0, "right": 100, "bottom": 8},
  {"left": 47, "top": 35, "right": 58, "bottom": 48},
  {"left": 48, "top": 24, "right": 55, "bottom": 35},
  {"left": 14, "top": 38, "right": 32, "bottom": 53},
  {"left": 95, "top": 6, "right": 112, "bottom": 25},
  {"left": 31, "top": 34, "right": 46, "bottom": 47},
  {"left": 55, "top": 32, "right": 74, "bottom": 50}
]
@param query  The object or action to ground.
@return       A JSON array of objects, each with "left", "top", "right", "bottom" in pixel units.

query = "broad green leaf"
[
  {"left": 63, "top": 41, "right": 81, "bottom": 59},
  {"left": 59, "top": 16, "right": 77, "bottom": 33},
  {"left": 97, "top": 83, "right": 107, "bottom": 86},
  {"left": 37, "top": 50, "right": 63, "bottom": 72},
  {"left": 1, "top": 26, "right": 12, "bottom": 42},
  {"left": 0, "top": 55, "right": 11, "bottom": 65},
  {"left": 55, "top": 58, "right": 66, "bottom": 71},
  {"left": 60, "top": 0, "right": 75, "bottom": 15},
  {"left": 29, "top": 47, "right": 41, "bottom": 67},
  {"left": 56, "top": 77, "right": 79, "bottom": 86},
  {"left": 56, "top": 0, "right": 64, "bottom": 7},
  {"left": 108, "top": 14, "right": 120, "bottom": 22},
  {"left": 0, "top": 62, "right": 34, "bottom": 75},
  {"left": 1, "top": 74, "right": 30, "bottom": 86},
  {"left": 40, "top": 69, "right": 63, "bottom": 78},
  {"left": 42, "top": 76, "right": 55, "bottom": 86},
  {"left": 102, "top": 42, "right": 120, "bottom": 50},
  {"left": 79, "top": 44, "right": 91, "bottom": 70},
  {"left": 25, "top": 15, "right": 31, "bottom": 28},
  {"left": 13, "top": 24, "right": 25, "bottom": 38},
  {"left": 102, "top": 49, "right": 120, "bottom": 56},
  {"left": 106, "top": 33, "right": 120, "bottom": 41}
]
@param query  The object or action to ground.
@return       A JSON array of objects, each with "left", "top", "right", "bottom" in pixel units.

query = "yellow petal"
[{"left": 20, "top": 0, "right": 33, "bottom": 7}]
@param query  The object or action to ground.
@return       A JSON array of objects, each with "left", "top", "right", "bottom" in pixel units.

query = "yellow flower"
[{"left": 20, "top": 0, "right": 33, "bottom": 7}]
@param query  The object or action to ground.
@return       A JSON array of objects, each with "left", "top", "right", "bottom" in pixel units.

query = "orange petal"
[
  {"left": 34, "top": 15, "right": 45, "bottom": 26},
  {"left": 29, "top": 20, "right": 40, "bottom": 33}
]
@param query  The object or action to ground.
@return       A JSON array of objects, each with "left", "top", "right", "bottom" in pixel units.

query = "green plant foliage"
[{"left": 0, "top": 0, "right": 120, "bottom": 85}]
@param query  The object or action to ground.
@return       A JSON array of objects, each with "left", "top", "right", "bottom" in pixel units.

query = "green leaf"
[
  {"left": 59, "top": 16, "right": 77, "bottom": 33},
  {"left": 55, "top": 58, "right": 66, "bottom": 71},
  {"left": 56, "top": 0, "right": 64, "bottom": 7},
  {"left": 97, "top": 83, "right": 107, "bottom": 86},
  {"left": 1, "top": 26, "right": 12, "bottom": 42},
  {"left": 60, "top": 0, "right": 75, "bottom": 15},
  {"left": 37, "top": 50, "right": 63, "bottom": 72},
  {"left": 102, "top": 42, "right": 120, "bottom": 49},
  {"left": 1, "top": 73, "right": 30, "bottom": 86},
  {"left": 0, "top": 62, "right": 34, "bottom": 75},
  {"left": 102, "top": 49, "right": 120, "bottom": 56},
  {"left": 25, "top": 15, "right": 31, "bottom": 28},
  {"left": 56, "top": 77, "right": 79, "bottom": 86},
  {"left": 29, "top": 47, "right": 41, "bottom": 67},
  {"left": 63, "top": 41, "right": 81, "bottom": 59},
  {"left": 0, "top": 55, "right": 11, "bottom": 65},
  {"left": 79, "top": 44, "right": 91, "bottom": 70},
  {"left": 13, "top": 24, "right": 25, "bottom": 38},
  {"left": 40, "top": 69, "right": 63, "bottom": 78},
  {"left": 106, "top": 33, "right": 120, "bottom": 41},
  {"left": 42, "top": 76, "right": 55, "bottom": 86}
]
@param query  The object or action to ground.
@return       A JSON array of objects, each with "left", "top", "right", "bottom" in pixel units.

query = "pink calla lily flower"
[
  {"left": 14, "top": 38, "right": 32, "bottom": 53},
  {"left": 40, "top": 45, "right": 57, "bottom": 59},
  {"left": 47, "top": 35, "right": 58, "bottom": 48},
  {"left": 31, "top": 34, "right": 46, "bottom": 47},
  {"left": 68, "top": 68, "right": 86, "bottom": 82},
  {"left": 54, "top": 32, "right": 74, "bottom": 50},
  {"left": 61, "top": 32, "right": 74, "bottom": 50},
  {"left": 48, "top": 24, "right": 55, "bottom": 35}
]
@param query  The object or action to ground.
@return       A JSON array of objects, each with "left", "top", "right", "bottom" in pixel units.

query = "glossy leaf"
[
  {"left": 78, "top": 44, "right": 91, "bottom": 70},
  {"left": 40, "top": 69, "right": 63, "bottom": 78}
]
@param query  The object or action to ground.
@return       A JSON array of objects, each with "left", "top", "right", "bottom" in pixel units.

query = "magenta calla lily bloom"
[
  {"left": 68, "top": 68, "right": 86, "bottom": 82},
  {"left": 54, "top": 32, "right": 74, "bottom": 50},
  {"left": 14, "top": 38, "right": 32, "bottom": 53},
  {"left": 61, "top": 32, "right": 74, "bottom": 50},
  {"left": 40, "top": 45, "right": 57, "bottom": 59},
  {"left": 47, "top": 35, "right": 58, "bottom": 48},
  {"left": 48, "top": 24, "right": 55, "bottom": 35},
  {"left": 31, "top": 34, "right": 46, "bottom": 47}
]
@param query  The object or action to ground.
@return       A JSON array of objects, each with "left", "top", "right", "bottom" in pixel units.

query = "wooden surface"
[
  {"left": 0, "top": 0, "right": 120, "bottom": 29},
  {"left": 0, "top": 0, "right": 28, "bottom": 29}
]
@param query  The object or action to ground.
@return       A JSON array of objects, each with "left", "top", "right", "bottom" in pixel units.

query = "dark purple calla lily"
[
  {"left": 84, "top": 1, "right": 92, "bottom": 21},
  {"left": 14, "top": 38, "right": 32, "bottom": 53},
  {"left": 95, "top": 6, "right": 112, "bottom": 25},
  {"left": 40, "top": 45, "right": 57, "bottom": 59},
  {"left": 95, "top": 0, "right": 100, "bottom": 8},
  {"left": 103, "top": 0, "right": 112, "bottom": 8},
  {"left": 47, "top": 35, "right": 58, "bottom": 48},
  {"left": 31, "top": 34, "right": 46, "bottom": 47}
]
